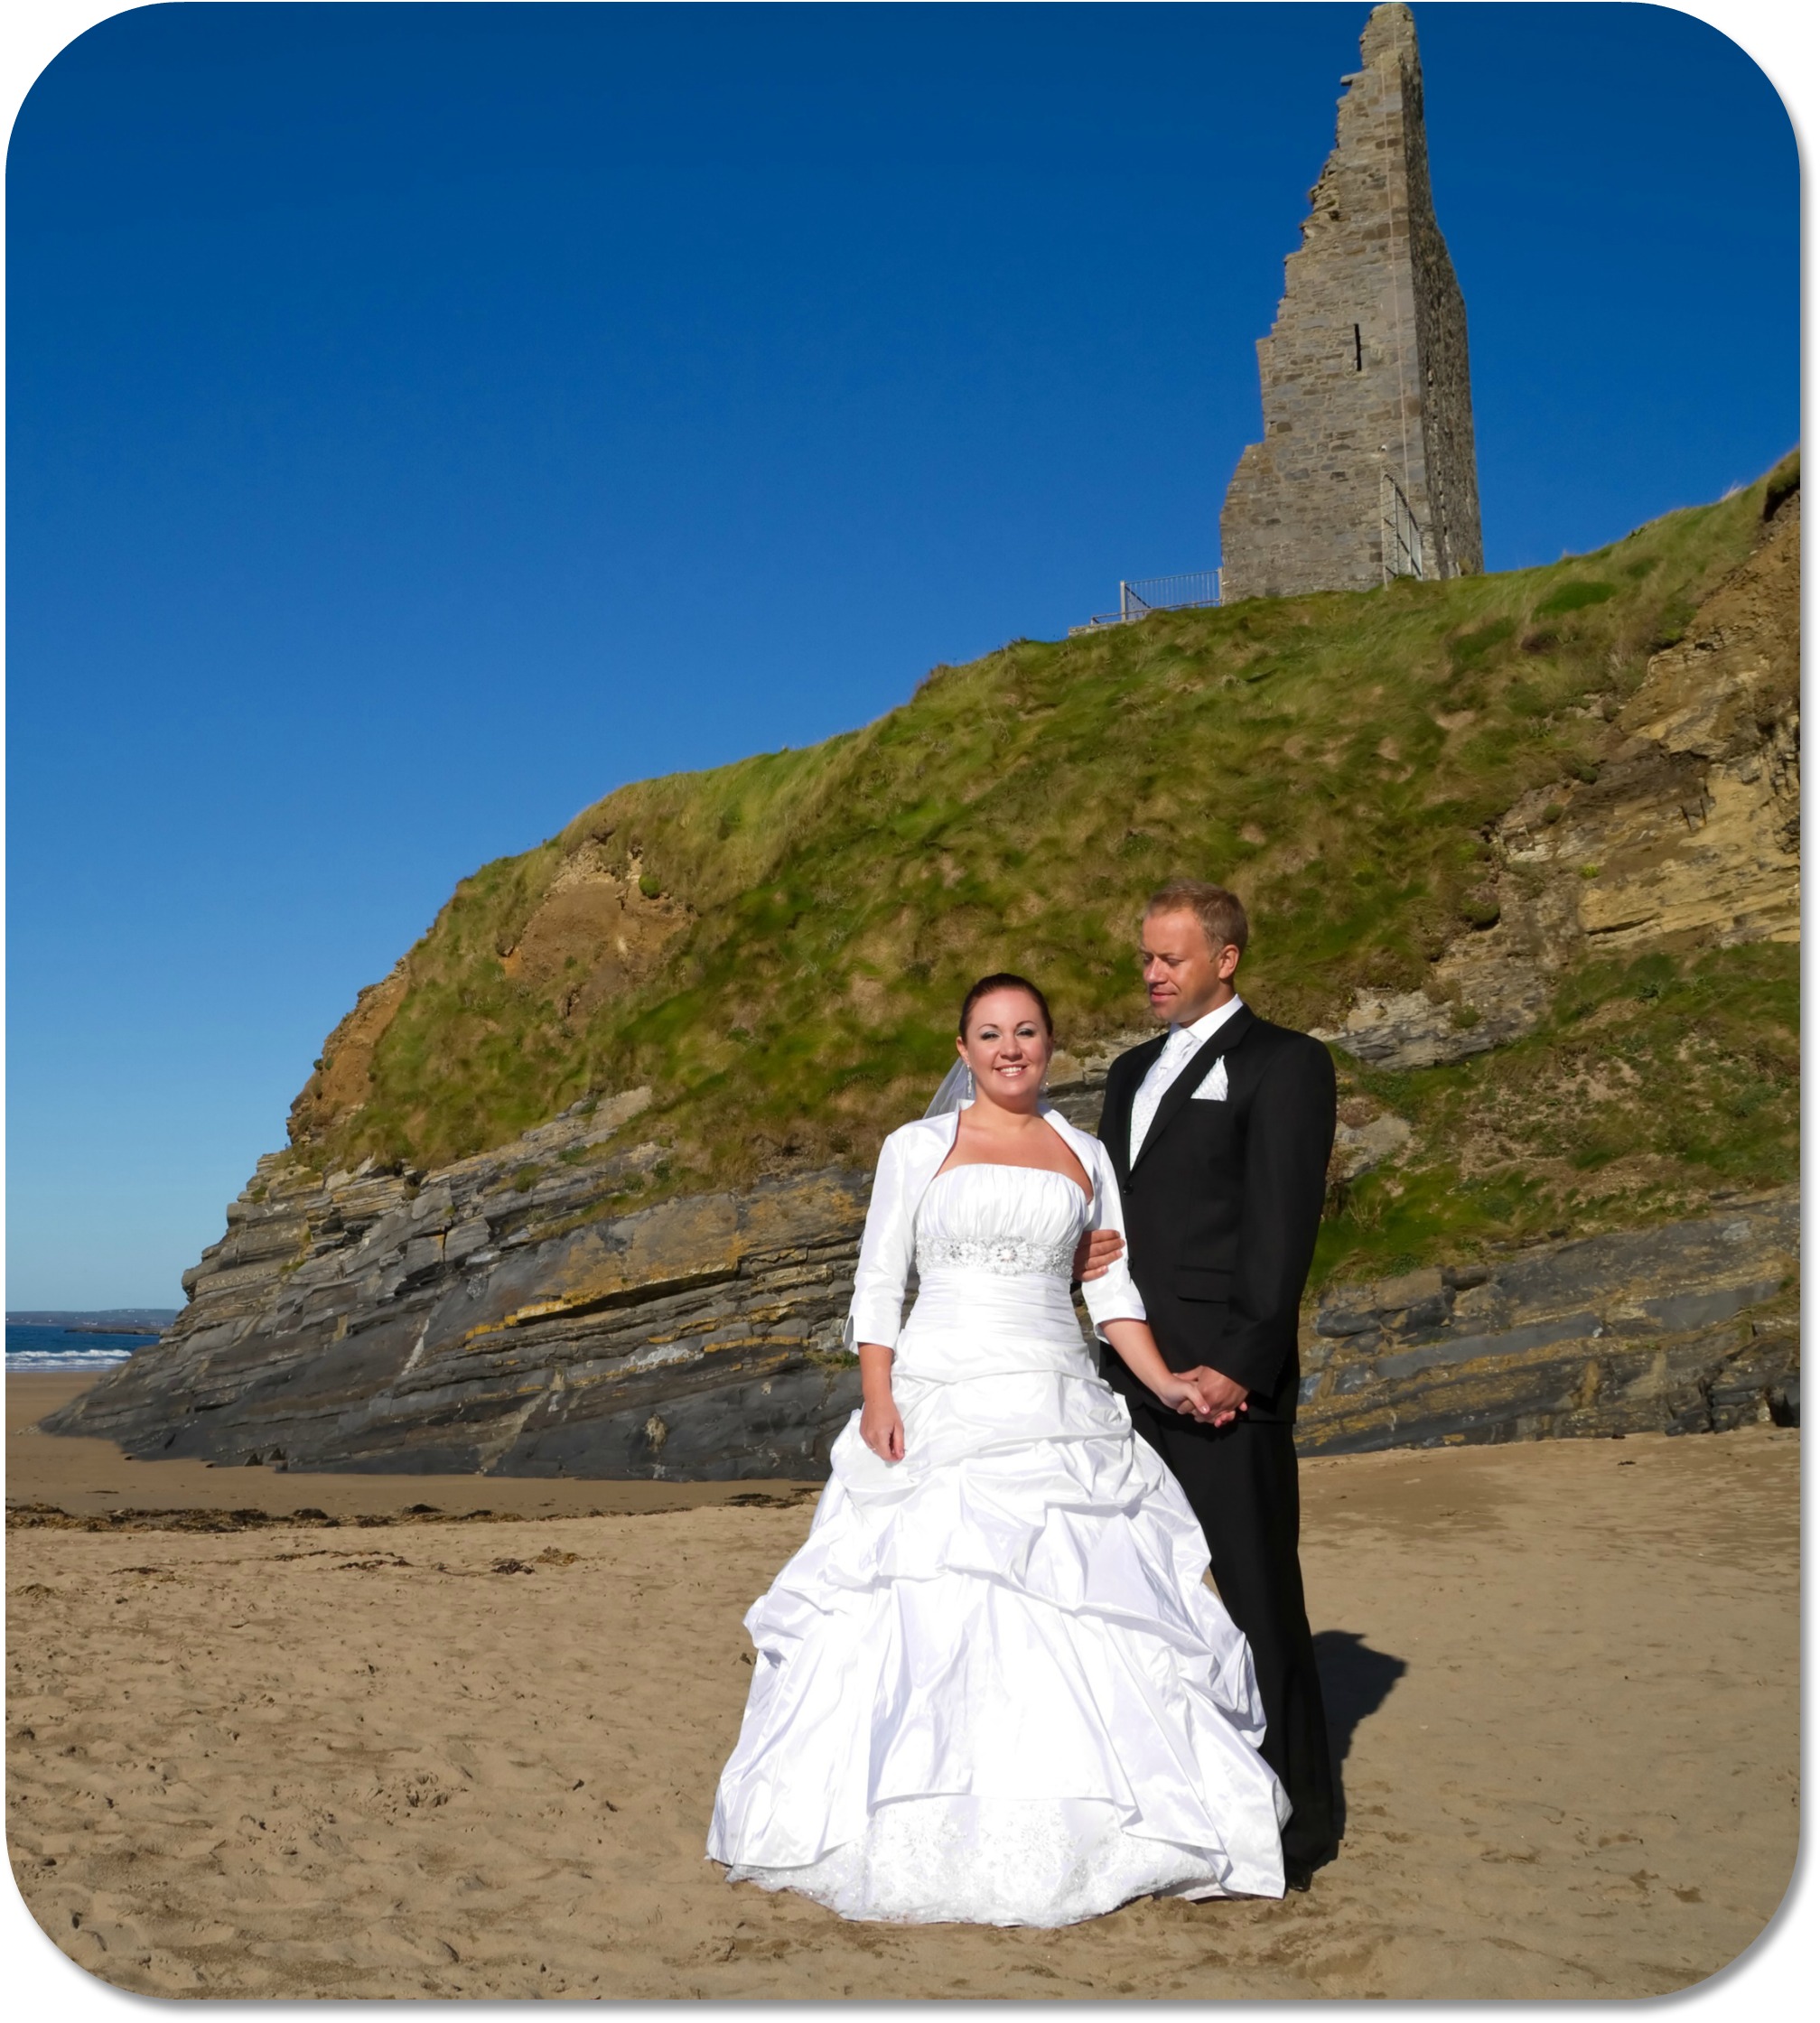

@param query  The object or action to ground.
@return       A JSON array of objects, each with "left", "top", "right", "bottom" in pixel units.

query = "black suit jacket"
[{"left": 1096, "top": 1006, "right": 1336, "bottom": 1423}]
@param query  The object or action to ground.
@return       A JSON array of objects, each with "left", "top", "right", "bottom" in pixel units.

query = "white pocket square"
[{"left": 1190, "top": 1059, "right": 1228, "bottom": 1102}]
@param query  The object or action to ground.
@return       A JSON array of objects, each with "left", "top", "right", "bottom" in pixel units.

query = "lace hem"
[{"left": 721, "top": 1795, "right": 1249, "bottom": 1926}]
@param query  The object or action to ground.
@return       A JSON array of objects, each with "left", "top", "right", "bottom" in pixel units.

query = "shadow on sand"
[{"left": 1314, "top": 1628, "right": 1408, "bottom": 1839}]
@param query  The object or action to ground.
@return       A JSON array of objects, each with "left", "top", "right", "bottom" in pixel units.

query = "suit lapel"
[
  {"left": 1131, "top": 1005, "right": 1255, "bottom": 1172},
  {"left": 1106, "top": 1034, "right": 1167, "bottom": 1185}
]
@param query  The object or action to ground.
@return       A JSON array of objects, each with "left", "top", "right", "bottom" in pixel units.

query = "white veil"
[{"left": 923, "top": 1058, "right": 974, "bottom": 1117}]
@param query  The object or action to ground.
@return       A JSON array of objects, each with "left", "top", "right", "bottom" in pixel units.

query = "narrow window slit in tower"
[{"left": 1353, "top": 323, "right": 1363, "bottom": 372}]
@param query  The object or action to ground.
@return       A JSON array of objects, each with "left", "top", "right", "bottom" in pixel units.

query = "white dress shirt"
[{"left": 1128, "top": 994, "right": 1246, "bottom": 1167}]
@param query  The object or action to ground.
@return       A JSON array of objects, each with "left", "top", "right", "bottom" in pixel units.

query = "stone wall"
[{"left": 1220, "top": 3, "right": 1481, "bottom": 601}]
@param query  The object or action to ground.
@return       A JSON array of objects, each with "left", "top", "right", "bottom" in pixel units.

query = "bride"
[{"left": 706, "top": 974, "right": 1290, "bottom": 1925}]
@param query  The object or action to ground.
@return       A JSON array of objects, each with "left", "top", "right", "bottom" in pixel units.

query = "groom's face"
[{"left": 1141, "top": 909, "right": 1240, "bottom": 1026}]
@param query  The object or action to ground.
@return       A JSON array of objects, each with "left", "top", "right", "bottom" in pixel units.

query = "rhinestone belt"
[{"left": 916, "top": 1235, "right": 1077, "bottom": 1280}]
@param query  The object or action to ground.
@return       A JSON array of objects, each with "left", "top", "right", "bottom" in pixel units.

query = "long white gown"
[{"left": 706, "top": 1151, "right": 1290, "bottom": 1926}]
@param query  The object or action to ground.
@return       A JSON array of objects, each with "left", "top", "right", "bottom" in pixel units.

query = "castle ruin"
[{"left": 1220, "top": 4, "right": 1481, "bottom": 601}]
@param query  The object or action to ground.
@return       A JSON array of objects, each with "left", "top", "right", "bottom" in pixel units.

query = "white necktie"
[{"left": 1129, "top": 1026, "right": 1200, "bottom": 1166}]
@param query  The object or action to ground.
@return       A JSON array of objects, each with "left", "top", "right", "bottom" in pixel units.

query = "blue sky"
[{"left": 5, "top": 3, "right": 1799, "bottom": 1307}]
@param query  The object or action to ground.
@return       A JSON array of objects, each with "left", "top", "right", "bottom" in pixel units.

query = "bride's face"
[{"left": 958, "top": 989, "right": 1053, "bottom": 1109}]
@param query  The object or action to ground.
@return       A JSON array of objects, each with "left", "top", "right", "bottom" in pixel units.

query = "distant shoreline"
[
  {"left": 6, "top": 1311, "right": 176, "bottom": 1333},
  {"left": 20, "top": 1322, "right": 163, "bottom": 1338}
]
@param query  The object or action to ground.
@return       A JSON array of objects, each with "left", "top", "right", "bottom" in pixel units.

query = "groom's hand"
[
  {"left": 1073, "top": 1228, "right": 1125, "bottom": 1282},
  {"left": 1181, "top": 1367, "right": 1250, "bottom": 1426}
]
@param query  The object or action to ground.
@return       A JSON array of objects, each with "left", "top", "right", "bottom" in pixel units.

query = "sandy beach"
[{"left": 6, "top": 1373, "right": 1797, "bottom": 1999}]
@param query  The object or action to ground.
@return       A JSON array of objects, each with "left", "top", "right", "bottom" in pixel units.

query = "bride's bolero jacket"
[{"left": 845, "top": 1103, "right": 1149, "bottom": 1352}]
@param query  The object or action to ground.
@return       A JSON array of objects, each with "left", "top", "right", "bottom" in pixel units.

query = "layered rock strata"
[
  {"left": 1317, "top": 483, "right": 1799, "bottom": 1070},
  {"left": 42, "top": 483, "right": 1799, "bottom": 1482},
  {"left": 46, "top": 1102, "right": 872, "bottom": 1482},
  {"left": 44, "top": 1041, "right": 1163, "bottom": 1482},
  {"left": 1296, "top": 1189, "right": 1798, "bottom": 1454},
  {"left": 47, "top": 1080, "right": 1794, "bottom": 1479}
]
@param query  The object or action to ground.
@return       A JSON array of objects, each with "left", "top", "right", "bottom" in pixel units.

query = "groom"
[{"left": 1083, "top": 879, "right": 1339, "bottom": 1888}]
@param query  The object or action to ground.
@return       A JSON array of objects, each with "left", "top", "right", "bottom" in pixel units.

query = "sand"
[{"left": 5, "top": 1373, "right": 1798, "bottom": 1999}]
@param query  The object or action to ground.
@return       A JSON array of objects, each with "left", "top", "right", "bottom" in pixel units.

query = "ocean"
[{"left": 6, "top": 1325, "right": 163, "bottom": 1374}]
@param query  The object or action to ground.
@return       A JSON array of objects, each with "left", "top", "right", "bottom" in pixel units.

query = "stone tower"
[{"left": 1220, "top": 3, "right": 1481, "bottom": 601}]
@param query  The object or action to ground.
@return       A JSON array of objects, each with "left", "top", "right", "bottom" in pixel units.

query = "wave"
[{"left": 6, "top": 1326, "right": 154, "bottom": 1375}]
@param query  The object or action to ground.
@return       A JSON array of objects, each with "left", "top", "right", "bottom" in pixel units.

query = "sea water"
[{"left": 5, "top": 1326, "right": 160, "bottom": 1374}]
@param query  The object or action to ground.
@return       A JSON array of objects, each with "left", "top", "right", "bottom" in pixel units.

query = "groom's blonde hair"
[{"left": 1146, "top": 880, "right": 1249, "bottom": 956}]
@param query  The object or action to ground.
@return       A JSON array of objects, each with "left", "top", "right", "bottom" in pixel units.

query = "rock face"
[
  {"left": 1221, "top": 3, "right": 1481, "bottom": 600},
  {"left": 47, "top": 1049, "right": 1795, "bottom": 1479},
  {"left": 1316, "top": 484, "right": 1800, "bottom": 1071},
  {"left": 42, "top": 1041, "right": 1154, "bottom": 1482},
  {"left": 42, "top": 480, "right": 1799, "bottom": 1485},
  {"left": 1516, "top": 489, "right": 1801, "bottom": 956},
  {"left": 45, "top": 1101, "right": 873, "bottom": 1481},
  {"left": 287, "top": 847, "right": 691, "bottom": 1149},
  {"left": 1312, "top": 968, "right": 1547, "bottom": 1073},
  {"left": 1297, "top": 1190, "right": 1798, "bottom": 1453}
]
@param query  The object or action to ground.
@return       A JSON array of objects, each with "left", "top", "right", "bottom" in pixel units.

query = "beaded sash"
[{"left": 916, "top": 1233, "right": 1077, "bottom": 1281}]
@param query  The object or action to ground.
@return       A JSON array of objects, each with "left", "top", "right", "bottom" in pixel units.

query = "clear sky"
[{"left": 5, "top": 3, "right": 1798, "bottom": 1308}]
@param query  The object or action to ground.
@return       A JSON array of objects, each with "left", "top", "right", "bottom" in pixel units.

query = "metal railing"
[
  {"left": 1070, "top": 569, "right": 1222, "bottom": 634},
  {"left": 1380, "top": 470, "right": 1426, "bottom": 583}
]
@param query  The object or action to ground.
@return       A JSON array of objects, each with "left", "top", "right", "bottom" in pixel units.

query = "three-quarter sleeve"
[
  {"left": 1081, "top": 1137, "right": 1148, "bottom": 1334},
  {"left": 845, "top": 1129, "right": 917, "bottom": 1350}
]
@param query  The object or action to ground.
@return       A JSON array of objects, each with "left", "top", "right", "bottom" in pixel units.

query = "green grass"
[
  {"left": 294, "top": 461, "right": 1793, "bottom": 1258},
  {"left": 1535, "top": 579, "right": 1618, "bottom": 617},
  {"left": 1312, "top": 942, "right": 1798, "bottom": 1288}
]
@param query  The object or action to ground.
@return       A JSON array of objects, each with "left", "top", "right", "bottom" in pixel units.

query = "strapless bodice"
[
  {"left": 896, "top": 1163, "right": 1097, "bottom": 1381},
  {"left": 913, "top": 1162, "right": 1087, "bottom": 1280}
]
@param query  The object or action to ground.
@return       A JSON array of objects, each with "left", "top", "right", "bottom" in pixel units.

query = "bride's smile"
[
  {"left": 938, "top": 983, "right": 1094, "bottom": 1200},
  {"left": 962, "top": 998, "right": 1049, "bottom": 1105}
]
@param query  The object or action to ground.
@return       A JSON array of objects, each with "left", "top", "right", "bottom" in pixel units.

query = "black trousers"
[{"left": 1129, "top": 1405, "right": 1338, "bottom": 1870}]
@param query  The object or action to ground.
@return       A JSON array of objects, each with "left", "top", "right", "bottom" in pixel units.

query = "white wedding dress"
[{"left": 706, "top": 1143, "right": 1290, "bottom": 1925}]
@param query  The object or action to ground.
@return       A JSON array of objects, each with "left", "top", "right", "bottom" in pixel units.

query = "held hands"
[
  {"left": 1091, "top": 1306, "right": 1248, "bottom": 1430},
  {"left": 1158, "top": 1366, "right": 1251, "bottom": 1428}
]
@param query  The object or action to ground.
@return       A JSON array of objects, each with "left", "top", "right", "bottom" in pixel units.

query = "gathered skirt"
[{"left": 706, "top": 1347, "right": 1290, "bottom": 1926}]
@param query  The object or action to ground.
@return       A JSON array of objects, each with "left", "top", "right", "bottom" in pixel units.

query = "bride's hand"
[
  {"left": 1156, "top": 1371, "right": 1244, "bottom": 1425},
  {"left": 1153, "top": 1373, "right": 1210, "bottom": 1419},
  {"left": 856, "top": 1343, "right": 904, "bottom": 1462},
  {"left": 861, "top": 1394, "right": 905, "bottom": 1464},
  {"left": 1179, "top": 1366, "right": 1247, "bottom": 1426}
]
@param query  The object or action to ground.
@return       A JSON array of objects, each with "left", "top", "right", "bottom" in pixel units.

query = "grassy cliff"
[{"left": 285, "top": 461, "right": 1797, "bottom": 1289}]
